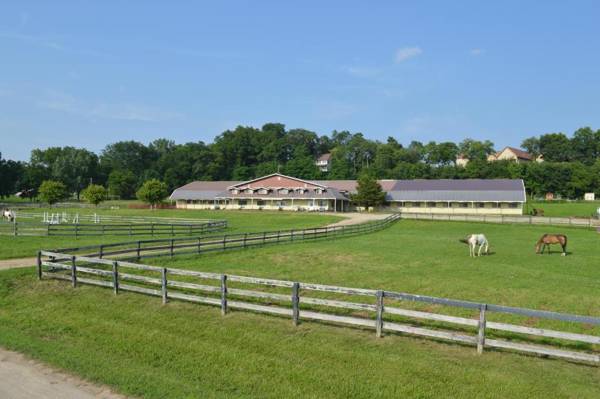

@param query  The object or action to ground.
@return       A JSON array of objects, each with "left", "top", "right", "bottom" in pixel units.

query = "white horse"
[
  {"left": 2, "top": 209, "right": 15, "bottom": 222},
  {"left": 459, "top": 234, "right": 489, "bottom": 257}
]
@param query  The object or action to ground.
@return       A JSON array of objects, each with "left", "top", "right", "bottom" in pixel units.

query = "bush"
[{"left": 81, "top": 184, "right": 107, "bottom": 206}]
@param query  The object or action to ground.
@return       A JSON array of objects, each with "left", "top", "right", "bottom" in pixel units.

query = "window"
[
  {"left": 315, "top": 188, "right": 323, "bottom": 195},
  {"left": 258, "top": 189, "right": 268, "bottom": 195},
  {"left": 245, "top": 188, "right": 253, "bottom": 194},
  {"left": 231, "top": 189, "right": 239, "bottom": 195},
  {"left": 257, "top": 200, "right": 266, "bottom": 206},
  {"left": 426, "top": 202, "right": 436, "bottom": 207},
  {"left": 238, "top": 199, "right": 247, "bottom": 206},
  {"left": 460, "top": 202, "right": 469, "bottom": 208},
  {"left": 279, "top": 188, "right": 289, "bottom": 195},
  {"left": 509, "top": 202, "right": 519, "bottom": 208},
  {"left": 276, "top": 201, "right": 287, "bottom": 207},
  {"left": 475, "top": 202, "right": 485, "bottom": 208},
  {"left": 296, "top": 188, "right": 305, "bottom": 194}
]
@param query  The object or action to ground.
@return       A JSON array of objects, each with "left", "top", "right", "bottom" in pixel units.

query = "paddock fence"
[
  {"left": 45, "top": 214, "right": 401, "bottom": 261},
  {"left": 37, "top": 251, "right": 600, "bottom": 365},
  {"left": 396, "top": 212, "right": 600, "bottom": 229},
  {"left": 0, "top": 213, "right": 227, "bottom": 237}
]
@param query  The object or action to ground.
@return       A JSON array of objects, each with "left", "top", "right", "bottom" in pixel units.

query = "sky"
[{"left": 1, "top": 1, "right": 600, "bottom": 161}]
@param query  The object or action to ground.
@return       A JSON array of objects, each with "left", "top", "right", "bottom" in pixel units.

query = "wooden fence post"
[
  {"left": 99, "top": 244, "right": 104, "bottom": 259},
  {"left": 477, "top": 304, "right": 487, "bottom": 354},
  {"left": 277, "top": 230, "right": 281, "bottom": 243},
  {"left": 376, "top": 290, "right": 384, "bottom": 338},
  {"left": 161, "top": 268, "right": 168, "bottom": 304},
  {"left": 292, "top": 282, "right": 300, "bottom": 326},
  {"left": 223, "top": 235, "right": 227, "bottom": 250},
  {"left": 170, "top": 239, "right": 174, "bottom": 257},
  {"left": 112, "top": 261, "right": 119, "bottom": 294},
  {"left": 37, "top": 251, "right": 42, "bottom": 280},
  {"left": 243, "top": 233, "right": 248, "bottom": 248},
  {"left": 220, "top": 274, "right": 228, "bottom": 315},
  {"left": 136, "top": 241, "right": 141, "bottom": 261},
  {"left": 71, "top": 255, "right": 77, "bottom": 288}
]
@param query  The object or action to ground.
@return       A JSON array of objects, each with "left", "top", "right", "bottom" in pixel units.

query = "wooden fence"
[
  {"left": 37, "top": 251, "right": 600, "bottom": 364},
  {"left": 0, "top": 219, "right": 227, "bottom": 237},
  {"left": 46, "top": 214, "right": 401, "bottom": 261},
  {"left": 397, "top": 212, "right": 600, "bottom": 228}
]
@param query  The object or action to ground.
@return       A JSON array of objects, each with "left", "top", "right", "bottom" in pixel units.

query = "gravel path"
[
  {"left": 326, "top": 212, "right": 392, "bottom": 227},
  {"left": 0, "top": 257, "right": 36, "bottom": 271},
  {"left": 0, "top": 348, "right": 128, "bottom": 399}
]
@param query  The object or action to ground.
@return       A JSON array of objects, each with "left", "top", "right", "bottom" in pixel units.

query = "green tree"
[
  {"left": 108, "top": 170, "right": 138, "bottom": 199},
  {"left": 136, "top": 179, "right": 169, "bottom": 209},
  {"left": 351, "top": 173, "right": 386, "bottom": 209},
  {"left": 81, "top": 184, "right": 107, "bottom": 206},
  {"left": 38, "top": 180, "right": 68, "bottom": 205}
]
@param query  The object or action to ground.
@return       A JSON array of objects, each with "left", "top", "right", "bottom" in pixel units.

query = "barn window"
[
  {"left": 231, "top": 189, "right": 239, "bottom": 195},
  {"left": 279, "top": 188, "right": 289, "bottom": 195},
  {"left": 426, "top": 202, "right": 436, "bottom": 207},
  {"left": 257, "top": 200, "right": 266, "bottom": 206},
  {"left": 509, "top": 202, "right": 519, "bottom": 208},
  {"left": 238, "top": 199, "right": 247, "bottom": 206},
  {"left": 258, "top": 188, "right": 269, "bottom": 195},
  {"left": 475, "top": 202, "right": 485, "bottom": 208},
  {"left": 460, "top": 202, "right": 469, "bottom": 208}
]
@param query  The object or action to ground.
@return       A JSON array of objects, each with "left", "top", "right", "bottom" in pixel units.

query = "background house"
[
  {"left": 315, "top": 153, "right": 332, "bottom": 172},
  {"left": 487, "top": 147, "right": 543, "bottom": 163}
]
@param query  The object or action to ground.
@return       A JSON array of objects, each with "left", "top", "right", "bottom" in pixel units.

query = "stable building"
[{"left": 170, "top": 173, "right": 526, "bottom": 215}]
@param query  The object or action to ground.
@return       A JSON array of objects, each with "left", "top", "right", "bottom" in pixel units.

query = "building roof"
[
  {"left": 317, "top": 153, "right": 332, "bottom": 161},
  {"left": 386, "top": 179, "right": 525, "bottom": 202},
  {"left": 496, "top": 147, "right": 534, "bottom": 161},
  {"left": 170, "top": 174, "right": 526, "bottom": 203}
]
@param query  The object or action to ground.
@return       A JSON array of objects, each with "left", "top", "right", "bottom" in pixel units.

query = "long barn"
[{"left": 170, "top": 173, "right": 526, "bottom": 215}]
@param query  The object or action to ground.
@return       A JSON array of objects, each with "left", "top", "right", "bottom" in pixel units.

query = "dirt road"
[{"left": 0, "top": 348, "right": 127, "bottom": 399}]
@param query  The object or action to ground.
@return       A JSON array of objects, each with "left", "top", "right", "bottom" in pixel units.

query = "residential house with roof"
[
  {"left": 487, "top": 147, "right": 543, "bottom": 163},
  {"left": 315, "top": 153, "right": 332, "bottom": 172},
  {"left": 170, "top": 173, "right": 526, "bottom": 215}
]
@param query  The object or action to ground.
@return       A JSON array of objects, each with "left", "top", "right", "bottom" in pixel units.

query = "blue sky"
[{"left": 1, "top": 1, "right": 599, "bottom": 160}]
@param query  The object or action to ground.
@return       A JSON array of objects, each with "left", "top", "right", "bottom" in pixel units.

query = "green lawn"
[
  {"left": 528, "top": 201, "right": 600, "bottom": 218},
  {"left": 0, "top": 220, "right": 599, "bottom": 398},
  {"left": 0, "top": 209, "right": 341, "bottom": 260}
]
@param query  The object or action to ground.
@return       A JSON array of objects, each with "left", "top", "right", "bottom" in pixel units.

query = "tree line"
[{"left": 1, "top": 124, "right": 599, "bottom": 202}]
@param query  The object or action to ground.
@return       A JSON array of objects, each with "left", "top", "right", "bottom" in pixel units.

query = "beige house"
[
  {"left": 315, "top": 153, "right": 332, "bottom": 172},
  {"left": 487, "top": 147, "right": 543, "bottom": 163},
  {"left": 170, "top": 173, "right": 526, "bottom": 215}
]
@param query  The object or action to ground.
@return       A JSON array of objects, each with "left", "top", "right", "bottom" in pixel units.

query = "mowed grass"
[
  {"left": 0, "top": 220, "right": 599, "bottom": 398},
  {"left": 0, "top": 209, "right": 341, "bottom": 260},
  {"left": 528, "top": 201, "right": 600, "bottom": 218}
]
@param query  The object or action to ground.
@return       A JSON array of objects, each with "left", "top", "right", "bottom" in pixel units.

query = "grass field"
[
  {"left": 528, "top": 201, "right": 600, "bottom": 218},
  {"left": 1, "top": 219, "right": 599, "bottom": 398},
  {"left": 0, "top": 209, "right": 341, "bottom": 260}
]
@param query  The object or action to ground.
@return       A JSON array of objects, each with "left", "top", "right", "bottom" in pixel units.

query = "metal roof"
[{"left": 170, "top": 178, "right": 526, "bottom": 202}]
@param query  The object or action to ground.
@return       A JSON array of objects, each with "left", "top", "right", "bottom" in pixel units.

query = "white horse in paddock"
[
  {"left": 2, "top": 209, "right": 15, "bottom": 222},
  {"left": 459, "top": 234, "right": 489, "bottom": 257}
]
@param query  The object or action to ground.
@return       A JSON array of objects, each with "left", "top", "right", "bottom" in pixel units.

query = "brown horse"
[{"left": 535, "top": 234, "right": 567, "bottom": 256}]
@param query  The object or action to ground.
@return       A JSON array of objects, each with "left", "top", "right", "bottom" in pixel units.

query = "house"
[
  {"left": 487, "top": 147, "right": 543, "bottom": 163},
  {"left": 455, "top": 154, "right": 470, "bottom": 167},
  {"left": 170, "top": 173, "right": 526, "bottom": 215},
  {"left": 315, "top": 153, "right": 332, "bottom": 172}
]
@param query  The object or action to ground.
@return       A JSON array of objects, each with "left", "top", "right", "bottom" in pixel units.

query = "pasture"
[
  {"left": 528, "top": 200, "right": 600, "bottom": 218},
  {"left": 0, "top": 208, "right": 341, "bottom": 259},
  {"left": 0, "top": 219, "right": 599, "bottom": 398}
]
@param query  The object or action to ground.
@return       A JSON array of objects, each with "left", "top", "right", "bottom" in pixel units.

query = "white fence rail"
[{"left": 38, "top": 251, "right": 600, "bottom": 365}]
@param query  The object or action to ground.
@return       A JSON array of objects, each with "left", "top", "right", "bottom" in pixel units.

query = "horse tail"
[{"left": 562, "top": 235, "right": 568, "bottom": 252}]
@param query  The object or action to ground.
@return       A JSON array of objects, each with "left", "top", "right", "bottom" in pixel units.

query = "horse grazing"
[
  {"left": 459, "top": 234, "right": 489, "bottom": 257},
  {"left": 2, "top": 209, "right": 15, "bottom": 222},
  {"left": 535, "top": 234, "right": 567, "bottom": 256}
]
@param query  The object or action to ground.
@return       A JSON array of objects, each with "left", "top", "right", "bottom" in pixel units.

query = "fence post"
[
  {"left": 277, "top": 230, "right": 280, "bottom": 243},
  {"left": 220, "top": 274, "right": 228, "bottom": 315},
  {"left": 477, "top": 304, "right": 487, "bottom": 354},
  {"left": 37, "top": 251, "right": 42, "bottom": 280},
  {"left": 112, "top": 261, "right": 119, "bottom": 295},
  {"left": 376, "top": 290, "right": 384, "bottom": 338},
  {"left": 71, "top": 256, "right": 77, "bottom": 288},
  {"left": 137, "top": 241, "right": 141, "bottom": 261},
  {"left": 170, "top": 239, "right": 174, "bottom": 257},
  {"left": 223, "top": 235, "right": 227, "bottom": 250},
  {"left": 292, "top": 282, "right": 300, "bottom": 326},
  {"left": 161, "top": 268, "right": 168, "bottom": 304},
  {"left": 99, "top": 244, "right": 104, "bottom": 259},
  {"left": 243, "top": 233, "right": 248, "bottom": 248}
]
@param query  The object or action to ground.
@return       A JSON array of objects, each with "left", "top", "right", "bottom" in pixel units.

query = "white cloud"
[
  {"left": 470, "top": 48, "right": 484, "bottom": 56},
  {"left": 394, "top": 47, "right": 422, "bottom": 63}
]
